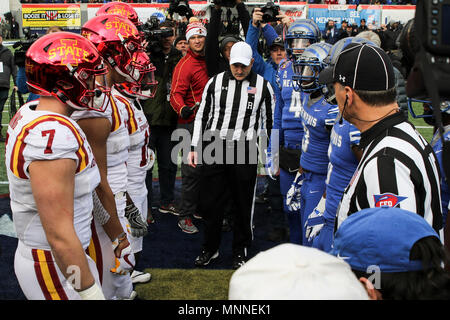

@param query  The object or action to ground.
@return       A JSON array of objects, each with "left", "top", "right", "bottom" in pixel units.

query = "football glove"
[
  {"left": 285, "top": 172, "right": 304, "bottom": 212},
  {"left": 265, "top": 150, "right": 279, "bottom": 180},
  {"left": 110, "top": 235, "right": 135, "bottom": 275},
  {"left": 305, "top": 196, "right": 326, "bottom": 243},
  {"left": 125, "top": 202, "right": 148, "bottom": 238}
]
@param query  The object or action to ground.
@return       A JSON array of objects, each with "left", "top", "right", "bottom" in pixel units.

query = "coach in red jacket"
[{"left": 170, "top": 20, "right": 209, "bottom": 234}]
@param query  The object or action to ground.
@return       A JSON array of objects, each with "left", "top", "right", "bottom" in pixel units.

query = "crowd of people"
[
  {"left": 18, "top": 0, "right": 418, "bottom": 4},
  {"left": 2, "top": 0, "right": 449, "bottom": 301}
]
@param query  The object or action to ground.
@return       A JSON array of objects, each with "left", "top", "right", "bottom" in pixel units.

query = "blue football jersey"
[
  {"left": 323, "top": 119, "right": 361, "bottom": 223},
  {"left": 431, "top": 126, "right": 450, "bottom": 224},
  {"left": 300, "top": 93, "right": 338, "bottom": 174},
  {"left": 275, "top": 59, "right": 304, "bottom": 149}
]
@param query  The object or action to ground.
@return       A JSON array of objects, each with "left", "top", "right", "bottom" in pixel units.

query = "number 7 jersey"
[{"left": 5, "top": 101, "right": 100, "bottom": 250}]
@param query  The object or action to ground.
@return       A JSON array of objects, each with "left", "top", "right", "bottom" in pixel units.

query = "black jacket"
[
  {"left": 0, "top": 45, "right": 16, "bottom": 89},
  {"left": 205, "top": 3, "right": 250, "bottom": 77},
  {"left": 142, "top": 46, "right": 182, "bottom": 127}
]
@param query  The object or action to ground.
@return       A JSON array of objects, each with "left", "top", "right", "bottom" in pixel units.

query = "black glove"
[
  {"left": 180, "top": 103, "right": 199, "bottom": 119},
  {"left": 125, "top": 202, "right": 148, "bottom": 238}
]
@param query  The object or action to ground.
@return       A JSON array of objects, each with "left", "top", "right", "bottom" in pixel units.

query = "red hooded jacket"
[{"left": 170, "top": 49, "right": 209, "bottom": 124}]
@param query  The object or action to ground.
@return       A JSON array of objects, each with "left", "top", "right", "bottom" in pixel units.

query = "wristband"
[{"left": 78, "top": 283, "right": 105, "bottom": 300}]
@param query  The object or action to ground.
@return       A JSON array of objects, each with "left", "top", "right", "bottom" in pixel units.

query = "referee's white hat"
[
  {"left": 229, "top": 41, "right": 253, "bottom": 66},
  {"left": 228, "top": 243, "right": 369, "bottom": 300}
]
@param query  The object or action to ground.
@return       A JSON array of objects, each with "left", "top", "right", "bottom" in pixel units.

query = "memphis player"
[
  {"left": 302, "top": 37, "right": 380, "bottom": 251},
  {"left": 305, "top": 119, "right": 362, "bottom": 251},
  {"left": 267, "top": 19, "right": 322, "bottom": 245},
  {"left": 285, "top": 42, "right": 337, "bottom": 246}
]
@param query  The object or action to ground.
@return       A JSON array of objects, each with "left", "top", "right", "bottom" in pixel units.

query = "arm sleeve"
[
  {"left": 205, "top": 7, "right": 222, "bottom": 77},
  {"left": 245, "top": 22, "right": 269, "bottom": 78},
  {"left": 262, "top": 23, "right": 279, "bottom": 47},
  {"left": 236, "top": 2, "right": 250, "bottom": 37},
  {"left": 261, "top": 81, "right": 275, "bottom": 141},
  {"left": 170, "top": 58, "right": 190, "bottom": 116},
  {"left": 191, "top": 77, "right": 214, "bottom": 150}
]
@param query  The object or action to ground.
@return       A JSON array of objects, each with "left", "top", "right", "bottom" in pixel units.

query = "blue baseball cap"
[{"left": 330, "top": 207, "right": 440, "bottom": 273}]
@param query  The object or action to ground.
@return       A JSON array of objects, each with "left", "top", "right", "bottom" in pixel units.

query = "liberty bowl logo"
[{"left": 374, "top": 193, "right": 407, "bottom": 208}]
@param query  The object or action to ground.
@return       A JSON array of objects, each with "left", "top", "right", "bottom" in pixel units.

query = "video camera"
[
  {"left": 401, "top": 0, "right": 450, "bottom": 183},
  {"left": 13, "top": 27, "right": 39, "bottom": 67},
  {"left": 168, "top": 0, "right": 193, "bottom": 18},
  {"left": 141, "top": 16, "right": 174, "bottom": 54},
  {"left": 261, "top": 2, "right": 280, "bottom": 24},
  {"left": 212, "top": 0, "right": 236, "bottom": 8}
]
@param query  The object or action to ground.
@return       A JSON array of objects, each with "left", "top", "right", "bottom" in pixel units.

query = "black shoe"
[
  {"left": 232, "top": 254, "right": 247, "bottom": 270},
  {"left": 195, "top": 250, "right": 219, "bottom": 267},
  {"left": 222, "top": 217, "right": 232, "bottom": 232}
]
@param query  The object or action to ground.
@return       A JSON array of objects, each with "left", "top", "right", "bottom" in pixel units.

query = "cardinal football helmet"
[
  {"left": 82, "top": 14, "right": 146, "bottom": 84},
  {"left": 96, "top": 1, "right": 142, "bottom": 28},
  {"left": 26, "top": 32, "right": 109, "bottom": 111}
]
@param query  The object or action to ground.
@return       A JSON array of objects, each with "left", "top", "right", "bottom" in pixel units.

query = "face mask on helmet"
[
  {"left": 292, "top": 58, "right": 324, "bottom": 92},
  {"left": 407, "top": 98, "right": 450, "bottom": 126},
  {"left": 118, "top": 51, "right": 157, "bottom": 99},
  {"left": 286, "top": 38, "right": 311, "bottom": 57},
  {"left": 284, "top": 20, "right": 321, "bottom": 61},
  {"left": 292, "top": 42, "right": 331, "bottom": 93},
  {"left": 82, "top": 15, "right": 144, "bottom": 85},
  {"left": 66, "top": 63, "right": 111, "bottom": 112}
]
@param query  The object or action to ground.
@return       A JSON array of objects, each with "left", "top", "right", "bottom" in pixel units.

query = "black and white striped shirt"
[
  {"left": 336, "top": 112, "right": 443, "bottom": 234},
  {"left": 191, "top": 70, "right": 274, "bottom": 149}
]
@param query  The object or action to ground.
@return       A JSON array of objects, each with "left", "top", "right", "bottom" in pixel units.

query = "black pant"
[
  {"left": 178, "top": 122, "right": 202, "bottom": 218},
  {"left": 201, "top": 162, "right": 258, "bottom": 257},
  {"left": 0, "top": 88, "right": 9, "bottom": 132},
  {"left": 145, "top": 125, "right": 178, "bottom": 207}
]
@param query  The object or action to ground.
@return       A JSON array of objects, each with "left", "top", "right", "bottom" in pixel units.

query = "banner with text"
[
  {"left": 22, "top": 4, "right": 81, "bottom": 33},
  {"left": 307, "top": 5, "right": 382, "bottom": 31}
]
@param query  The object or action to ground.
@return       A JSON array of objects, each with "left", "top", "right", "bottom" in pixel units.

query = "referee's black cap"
[{"left": 318, "top": 43, "right": 395, "bottom": 91}]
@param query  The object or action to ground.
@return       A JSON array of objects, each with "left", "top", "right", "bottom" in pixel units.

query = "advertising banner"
[
  {"left": 308, "top": 4, "right": 382, "bottom": 30},
  {"left": 21, "top": 4, "right": 81, "bottom": 32}
]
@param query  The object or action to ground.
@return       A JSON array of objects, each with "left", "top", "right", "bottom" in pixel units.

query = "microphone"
[{"left": 339, "top": 96, "right": 348, "bottom": 125}]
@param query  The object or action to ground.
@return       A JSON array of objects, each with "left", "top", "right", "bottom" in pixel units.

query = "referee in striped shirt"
[
  {"left": 319, "top": 42, "right": 443, "bottom": 236},
  {"left": 188, "top": 42, "right": 274, "bottom": 269}
]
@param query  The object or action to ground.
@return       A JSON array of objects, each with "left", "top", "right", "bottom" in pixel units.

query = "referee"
[
  {"left": 319, "top": 43, "right": 443, "bottom": 235},
  {"left": 188, "top": 42, "right": 274, "bottom": 269}
]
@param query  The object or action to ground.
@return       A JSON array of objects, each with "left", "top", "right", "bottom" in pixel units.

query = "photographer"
[
  {"left": 323, "top": 19, "right": 340, "bottom": 45},
  {"left": 142, "top": 19, "right": 183, "bottom": 218},
  {"left": 205, "top": 0, "right": 250, "bottom": 77},
  {"left": 0, "top": 34, "right": 17, "bottom": 142}
]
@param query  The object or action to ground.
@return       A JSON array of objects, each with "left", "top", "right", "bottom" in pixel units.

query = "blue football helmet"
[
  {"left": 284, "top": 19, "right": 321, "bottom": 61},
  {"left": 292, "top": 42, "right": 332, "bottom": 93},
  {"left": 408, "top": 98, "right": 450, "bottom": 119}
]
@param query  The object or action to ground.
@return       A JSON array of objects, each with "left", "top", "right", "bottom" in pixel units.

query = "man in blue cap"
[{"left": 331, "top": 206, "right": 450, "bottom": 300}]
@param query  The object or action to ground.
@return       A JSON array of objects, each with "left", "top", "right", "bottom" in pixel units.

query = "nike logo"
[
  {"left": 309, "top": 190, "right": 320, "bottom": 194},
  {"left": 337, "top": 253, "right": 350, "bottom": 260},
  {"left": 314, "top": 109, "right": 322, "bottom": 112},
  {"left": 288, "top": 168, "right": 299, "bottom": 173}
]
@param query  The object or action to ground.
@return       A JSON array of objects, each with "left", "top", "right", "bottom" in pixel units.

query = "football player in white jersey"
[
  {"left": 6, "top": 32, "right": 108, "bottom": 300},
  {"left": 113, "top": 50, "right": 156, "bottom": 284},
  {"left": 72, "top": 14, "right": 149, "bottom": 300}
]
